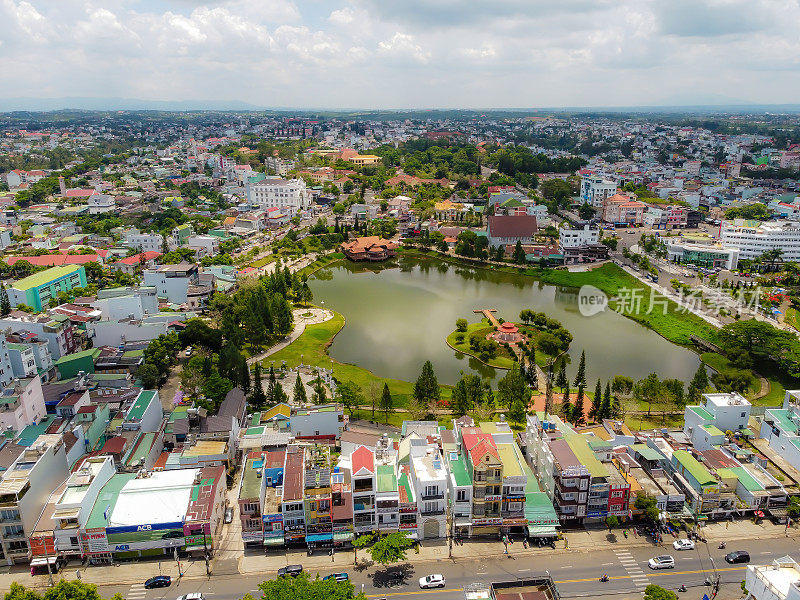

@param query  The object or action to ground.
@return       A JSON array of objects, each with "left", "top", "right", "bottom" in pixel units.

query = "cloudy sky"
[{"left": 1, "top": 0, "right": 799, "bottom": 109}]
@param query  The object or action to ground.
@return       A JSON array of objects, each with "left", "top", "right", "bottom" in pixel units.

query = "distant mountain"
[{"left": 0, "top": 96, "right": 265, "bottom": 112}]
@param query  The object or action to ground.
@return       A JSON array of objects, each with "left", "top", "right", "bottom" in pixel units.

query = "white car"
[
  {"left": 419, "top": 574, "right": 446, "bottom": 589},
  {"left": 177, "top": 595, "right": 205, "bottom": 600},
  {"left": 673, "top": 539, "right": 695, "bottom": 551},
  {"left": 648, "top": 555, "right": 675, "bottom": 570}
]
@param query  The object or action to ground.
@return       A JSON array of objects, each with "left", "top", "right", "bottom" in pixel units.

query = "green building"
[
  {"left": 55, "top": 348, "right": 100, "bottom": 380},
  {"left": 8, "top": 265, "right": 88, "bottom": 311}
]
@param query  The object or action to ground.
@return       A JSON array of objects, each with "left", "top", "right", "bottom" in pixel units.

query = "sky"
[{"left": 1, "top": 0, "right": 799, "bottom": 109}]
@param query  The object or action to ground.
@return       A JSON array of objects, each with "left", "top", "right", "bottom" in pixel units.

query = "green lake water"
[{"left": 310, "top": 256, "right": 701, "bottom": 386}]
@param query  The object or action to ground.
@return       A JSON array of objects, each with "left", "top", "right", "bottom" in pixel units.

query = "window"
[
  {"left": 506, "top": 502, "right": 522, "bottom": 512},
  {"left": 456, "top": 490, "right": 467, "bottom": 502}
]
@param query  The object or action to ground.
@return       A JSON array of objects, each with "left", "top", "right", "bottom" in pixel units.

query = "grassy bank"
[
  {"left": 264, "top": 309, "right": 450, "bottom": 409},
  {"left": 445, "top": 318, "right": 516, "bottom": 369},
  {"left": 401, "top": 249, "right": 718, "bottom": 347},
  {"left": 700, "top": 352, "right": 792, "bottom": 406}
]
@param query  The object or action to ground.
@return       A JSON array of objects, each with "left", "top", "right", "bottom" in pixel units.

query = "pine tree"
[
  {"left": 251, "top": 364, "right": 266, "bottom": 407},
  {"left": 687, "top": 364, "right": 709, "bottom": 405},
  {"left": 413, "top": 360, "right": 440, "bottom": 414},
  {"left": 573, "top": 382, "right": 586, "bottom": 426},
  {"left": 267, "top": 366, "right": 277, "bottom": 404},
  {"left": 240, "top": 357, "right": 251, "bottom": 396},
  {"left": 0, "top": 284, "right": 10, "bottom": 316},
  {"left": 513, "top": 240, "right": 526, "bottom": 264},
  {"left": 273, "top": 380, "right": 288, "bottom": 405},
  {"left": 573, "top": 350, "right": 586, "bottom": 388},
  {"left": 544, "top": 372, "right": 553, "bottom": 417},
  {"left": 379, "top": 383, "right": 393, "bottom": 424},
  {"left": 560, "top": 386, "right": 572, "bottom": 421},
  {"left": 555, "top": 363, "right": 568, "bottom": 392},
  {"left": 601, "top": 381, "right": 612, "bottom": 420},
  {"left": 312, "top": 376, "right": 326, "bottom": 404},
  {"left": 294, "top": 371, "right": 307, "bottom": 405},
  {"left": 590, "top": 379, "right": 602, "bottom": 422}
]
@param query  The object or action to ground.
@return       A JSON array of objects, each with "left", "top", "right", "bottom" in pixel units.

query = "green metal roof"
[
  {"left": 564, "top": 434, "right": 607, "bottom": 478},
  {"left": 13, "top": 265, "right": 84, "bottom": 291},
  {"left": 672, "top": 450, "right": 717, "bottom": 486},
  {"left": 687, "top": 405, "right": 714, "bottom": 421},
  {"left": 702, "top": 425, "right": 725, "bottom": 436},
  {"left": 376, "top": 465, "right": 397, "bottom": 493},
  {"left": 631, "top": 444, "right": 665, "bottom": 462},
  {"left": 448, "top": 452, "right": 472, "bottom": 487},
  {"left": 240, "top": 455, "right": 263, "bottom": 500},
  {"left": 397, "top": 471, "right": 413, "bottom": 502},
  {"left": 729, "top": 467, "right": 764, "bottom": 493},
  {"left": 768, "top": 409, "right": 799, "bottom": 435},
  {"left": 127, "top": 390, "right": 156, "bottom": 421},
  {"left": 125, "top": 432, "right": 156, "bottom": 467},
  {"left": 86, "top": 473, "right": 137, "bottom": 529},
  {"left": 524, "top": 491, "right": 559, "bottom": 526},
  {"left": 54, "top": 348, "right": 100, "bottom": 365}
]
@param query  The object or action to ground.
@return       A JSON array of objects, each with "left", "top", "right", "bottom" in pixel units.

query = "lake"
[{"left": 310, "top": 256, "right": 701, "bottom": 386}]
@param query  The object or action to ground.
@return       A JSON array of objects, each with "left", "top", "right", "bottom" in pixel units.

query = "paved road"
[{"left": 96, "top": 536, "right": 799, "bottom": 600}]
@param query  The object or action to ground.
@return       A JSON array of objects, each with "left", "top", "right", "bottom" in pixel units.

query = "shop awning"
[
  {"left": 527, "top": 525, "right": 557, "bottom": 538},
  {"left": 30, "top": 557, "right": 59, "bottom": 567},
  {"left": 263, "top": 537, "right": 285, "bottom": 546},
  {"left": 306, "top": 533, "right": 333, "bottom": 542},
  {"left": 333, "top": 532, "right": 353, "bottom": 542}
]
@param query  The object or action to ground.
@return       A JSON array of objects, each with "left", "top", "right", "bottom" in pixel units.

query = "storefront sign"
[{"left": 471, "top": 518, "right": 502, "bottom": 526}]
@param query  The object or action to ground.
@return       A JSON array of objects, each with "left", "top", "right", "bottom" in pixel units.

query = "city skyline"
[{"left": 1, "top": 0, "right": 799, "bottom": 110}]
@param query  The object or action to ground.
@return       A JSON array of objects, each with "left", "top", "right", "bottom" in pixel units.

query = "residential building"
[
  {"left": 683, "top": 392, "right": 751, "bottom": 451},
  {"left": 186, "top": 235, "right": 220, "bottom": 258},
  {"left": 341, "top": 237, "right": 398, "bottom": 262},
  {"left": 409, "top": 446, "right": 447, "bottom": 540},
  {"left": 349, "top": 445, "right": 376, "bottom": 535},
  {"left": 0, "top": 337, "right": 16, "bottom": 387},
  {"left": 171, "top": 224, "right": 194, "bottom": 248},
  {"left": 558, "top": 223, "right": 608, "bottom": 264},
  {"left": 289, "top": 404, "right": 344, "bottom": 441},
  {"left": 246, "top": 178, "right": 310, "bottom": 216},
  {"left": 669, "top": 449, "right": 720, "bottom": 517},
  {"left": 642, "top": 205, "right": 688, "bottom": 229},
  {"left": 87, "top": 194, "right": 115, "bottom": 215},
  {"left": 580, "top": 176, "right": 617, "bottom": 208},
  {"left": 744, "top": 556, "right": 800, "bottom": 600},
  {"left": 0, "top": 376, "right": 46, "bottom": 433},
  {"left": 760, "top": 391, "right": 800, "bottom": 473},
  {"left": 601, "top": 193, "right": 646, "bottom": 226},
  {"left": 0, "top": 435, "right": 68, "bottom": 564},
  {"left": 280, "top": 445, "right": 306, "bottom": 546},
  {"left": 0, "top": 314, "right": 77, "bottom": 359},
  {"left": 8, "top": 266, "right": 88, "bottom": 312},
  {"left": 123, "top": 231, "right": 164, "bottom": 254},
  {"left": 143, "top": 263, "right": 212, "bottom": 306},
  {"left": 303, "top": 445, "right": 334, "bottom": 548}
]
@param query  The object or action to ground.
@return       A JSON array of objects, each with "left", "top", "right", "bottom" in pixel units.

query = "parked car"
[
  {"left": 323, "top": 573, "right": 349, "bottom": 582},
  {"left": 177, "top": 594, "right": 205, "bottom": 600},
  {"left": 224, "top": 508, "right": 233, "bottom": 524},
  {"left": 725, "top": 551, "right": 750, "bottom": 564},
  {"left": 419, "top": 574, "right": 446, "bottom": 589},
  {"left": 648, "top": 555, "right": 675, "bottom": 570},
  {"left": 144, "top": 576, "right": 172, "bottom": 589},
  {"left": 278, "top": 565, "right": 304, "bottom": 578},
  {"left": 673, "top": 539, "right": 695, "bottom": 551}
]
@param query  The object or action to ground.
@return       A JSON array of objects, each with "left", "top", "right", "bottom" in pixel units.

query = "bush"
[
  {"left": 455, "top": 333, "right": 465, "bottom": 343},
  {"left": 456, "top": 318, "right": 468, "bottom": 332}
]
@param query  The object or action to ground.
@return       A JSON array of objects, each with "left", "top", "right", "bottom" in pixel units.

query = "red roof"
[
  {"left": 461, "top": 431, "right": 500, "bottom": 466},
  {"left": 119, "top": 251, "right": 161, "bottom": 266},
  {"left": 499, "top": 322, "right": 518, "bottom": 333},
  {"left": 352, "top": 445, "right": 375, "bottom": 474},
  {"left": 100, "top": 436, "right": 126, "bottom": 455},
  {"left": 6, "top": 254, "right": 98, "bottom": 267},
  {"left": 76, "top": 405, "right": 97, "bottom": 414},
  {"left": 64, "top": 189, "right": 97, "bottom": 197}
]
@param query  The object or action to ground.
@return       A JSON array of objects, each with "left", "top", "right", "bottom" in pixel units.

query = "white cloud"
[{"left": 0, "top": 0, "right": 798, "bottom": 107}]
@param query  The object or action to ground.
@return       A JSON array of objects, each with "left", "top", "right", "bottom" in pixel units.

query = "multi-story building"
[
  {"left": 350, "top": 445, "right": 376, "bottom": 535},
  {"left": 744, "top": 555, "right": 800, "bottom": 600},
  {"left": 375, "top": 464, "right": 399, "bottom": 533},
  {"left": 460, "top": 428, "right": 503, "bottom": 536},
  {"left": 642, "top": 205, "right": 688, "bottom": 229},
  {"left": 601, "top": 193, "right": 646, "bottom": 226},
  {"left": 720, "top": 220, "right": 800, "bottom": 262},
  {"left": 171, "top": 224, "right": 194, "bottom": 249},
  {"left": 409, "top": 446, "right": 447, "bottom": 540},
  {"left": 87, "top": 193, "right": 116, "bottom": 215},
  {"left": 669, "top": 449, "right": 721, "bottom": 517},
  {"left": 246, "top": 178, "right": 310, "bottom": 216},
  {"left": 0, "top": 314, "right": 77, "bottom": 359},
  {"left": 580, "top": 176, "right": 617, "bottom": 208},
  {"left": 143, "top": 263, "right": 212, "bottom": 306},
  {"left": 123, "top": 231, "right": 165, "bottom": 254},
  {"left": 289, "top": 404, "right": 344, "bottom": 441},
  {"left": 0, "top": 337, "right": 15, "bottom": 388},
  {"left": 331, "top": 470, "right": 353, "bottom": 548},
  {"left": 280, "top": 445, "right": 306, "bottom": 546},
  {"left": 548, "top": 438, "right": 590, "bottom": 522},
  {"left": 559, "top": 223, "right": 600, "bottom": 249},
  {"left": 397, "top": 466, "right": 418, "bottom": 539},
  {"left": 303, "top": 445, "right": 333, "bottom": 549},
  {"left": 760, "top": 391, "right": 800, "bottom": 473},
  {"left": 665, "top": 240, "right": 739, "bottom": 269},
  {"left": 447, "top": 450, "right": 473, "bottom": 540},
  {"left": 684, "top": 392, "right": 752, "bottom": 451},
  {"left": 8, "top": 266, "right": 88, "bottom": 312},
  {"left": 0, "top": 376, "right": 46, "bottom": 433},
  {"left": 0, "top": 435, "right": 68, "bottom": 564},
  {"left": 6, "top": 343, "right": 37, "bottom": 379}
]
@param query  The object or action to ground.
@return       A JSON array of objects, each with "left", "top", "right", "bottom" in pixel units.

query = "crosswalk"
[
  {"left": 127, "top": 584, "right": 147, "bottom": 600},
  {"left": 615, "top": 549, "right": 650, "bottom": 590}
]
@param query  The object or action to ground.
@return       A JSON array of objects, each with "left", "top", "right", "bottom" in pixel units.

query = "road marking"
[
  {"left": 369, "top": 589, "right": 464, "bottom": 598},
  {"left": 560, "top": 565, "right": 572, "bottom": 569},
  {"left": 553, "top": 565, "right": 747, "bottom": 584},
  {"left": 761, "top": 552, "right": 772, "bottom": 555},
  {"left": 517, "top": 569, "right": 530, "bottom": 572},
  {"left": 601, "top": 562, "right": 614, "bottom": 566}
]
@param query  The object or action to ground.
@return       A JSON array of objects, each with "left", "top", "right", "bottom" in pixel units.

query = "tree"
[
  {"left": 336, "top": 380, "right": 363, "bottom": 417},
  {"left": 138, "top": 363, "right": 160, "bottom": 389},
  {"left": 4, "top": 580, "right": 123, "bottom": 600},
  {"left": 555, "top": 363, "right": 568, "bottom": 392},
  {"left": 497, "top": 363, "right": 529, "bottom": 414},
  {"left": 642, "top": 585, "right": 678, "bottom": 600},
  {"left": 560, "top": 385, "right": 572, "bottom": 421},
  {"left": 202, "top": 371, "right": 233, "bottom": 410},
  {"left": 0, "top": 284, "right": 9, "bottom": 316},
  {"left": 365, "top": 531, "right": 415, "bottom": 567},
  {"left": 544, "top": 369, "right": 554, "bottom": 416},
  {"left": 379, "top": 383, "right": 393, "bottom": 423},
  {"left": 312, "top": 376, "right": 327, "bottom": 404},
  {"left": 605, "top": 515, "right": 619, "bottom": 530},
  {"left": 366, "top": 380, "right": 382, "bottom": 419},
  {"left": 536, "top": 333, "right": 562, "bottom": 356},
  {"left": 634, "top": 373, "right": 667, "bottom": 416},
  {"left": 512, "top": 240, "right": 527, "bottom": 264},
  {"left": 413, "top": 360, "right": 440, "bottom": 414},
  {"left": 455, "top": 318, "right": 468, "bottom": 333},
  {"left": 635, "top": 494, "right": 660, "bottom": 523},
  {"left": 251, "top": 363, "right": 266, "bottom": 406},
  {"left": 266, "top": 366, "right": 277, "bottom": 404},
  {"left": 293, "top": 372, "right": 307, "bottom": 405},
  {"left": 600, "top": 381, "right": 612, "bottom": 420},
  {"left": 590, "top": 379, "right": 602, "bottom": 421},
  {"left": 573, "top": 350, "right": 586, "bottom": 388},
  {"left": 611, "top": 375, "right": 634, "bottom": 396},
  {"left": 572, "top": 382, "right": 586, "bottom": 426},
  {"left": 662, "top": 378, "right": 685, "bottom": 409},
  {"left": 253, "top": 571, "right": 367, "bottom": 600},
  {"left": 687, "top": 363, "right": 709, "bottom": 405},
  {"left": 352, "top": 532, "right": 374, "bottom": 565}
]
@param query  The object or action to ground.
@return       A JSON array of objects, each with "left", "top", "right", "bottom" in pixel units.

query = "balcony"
[
  {"left": 376, "top": 506, "right": 397, "bottom": 514},
  {"left": 420, "top": 492, "right": 444, "bottom": 501},
  {"left": 353, "top": 503, "right": 374, "bottom": 512},
  {"left": 419, "top": 508, "right": 445, "bottom": 516}
]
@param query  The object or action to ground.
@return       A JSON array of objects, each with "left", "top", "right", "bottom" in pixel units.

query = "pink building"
[{"left": 601, "top": 193, "right": 646, "bottom": 226}]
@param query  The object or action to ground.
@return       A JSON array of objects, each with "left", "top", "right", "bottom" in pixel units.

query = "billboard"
[{"left": 106, "top": 522, "right": 185, "bottom": 550}]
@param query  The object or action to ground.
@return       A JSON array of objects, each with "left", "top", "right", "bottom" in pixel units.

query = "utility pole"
[
  {"left": 203, "top": 530, "right": 210, "bottom": 576},
  {"left": 43, "top": 536, "right": 54, "bottom": 587},
  {"left": 447, "top": 503, "right": 453, "bottom": 559}
]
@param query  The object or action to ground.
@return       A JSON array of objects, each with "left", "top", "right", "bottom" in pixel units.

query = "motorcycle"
[
  {"left": 600, "top": 575, "right": 609, "bottom": 583},
  {"left": 718, "top": 542, "right": 726, "bottom": 549},
  {"left": 679, "top": 585, "right": 687, "bottom": 593}
]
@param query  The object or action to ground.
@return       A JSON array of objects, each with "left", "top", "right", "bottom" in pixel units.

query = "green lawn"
[
  {"left": 699, "top": 352, "right": 794, "bottom": 406},
  {"left": 445, "top": 318, "right": 516, "bottom": 369},
  {"left": 264, "top": 309, "right": 450, "bottom": 408},
  {"left": 785, "top": 307, "right": 800, "bottom": 332}
]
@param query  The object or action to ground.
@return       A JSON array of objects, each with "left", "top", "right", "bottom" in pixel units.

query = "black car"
[
  {"left": 144, "top": 576, "right": 172, "bottom": 589},
  {"left": 277, "top": 565, "right": 303, "bottom": 578},
  {"left": 725, "top": 551, "right": 750, "bottom": 564}
]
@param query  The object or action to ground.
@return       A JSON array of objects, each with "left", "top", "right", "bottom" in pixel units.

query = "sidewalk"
[{"left": 3, "top": 520, "right": 797, "bottom": 591}]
